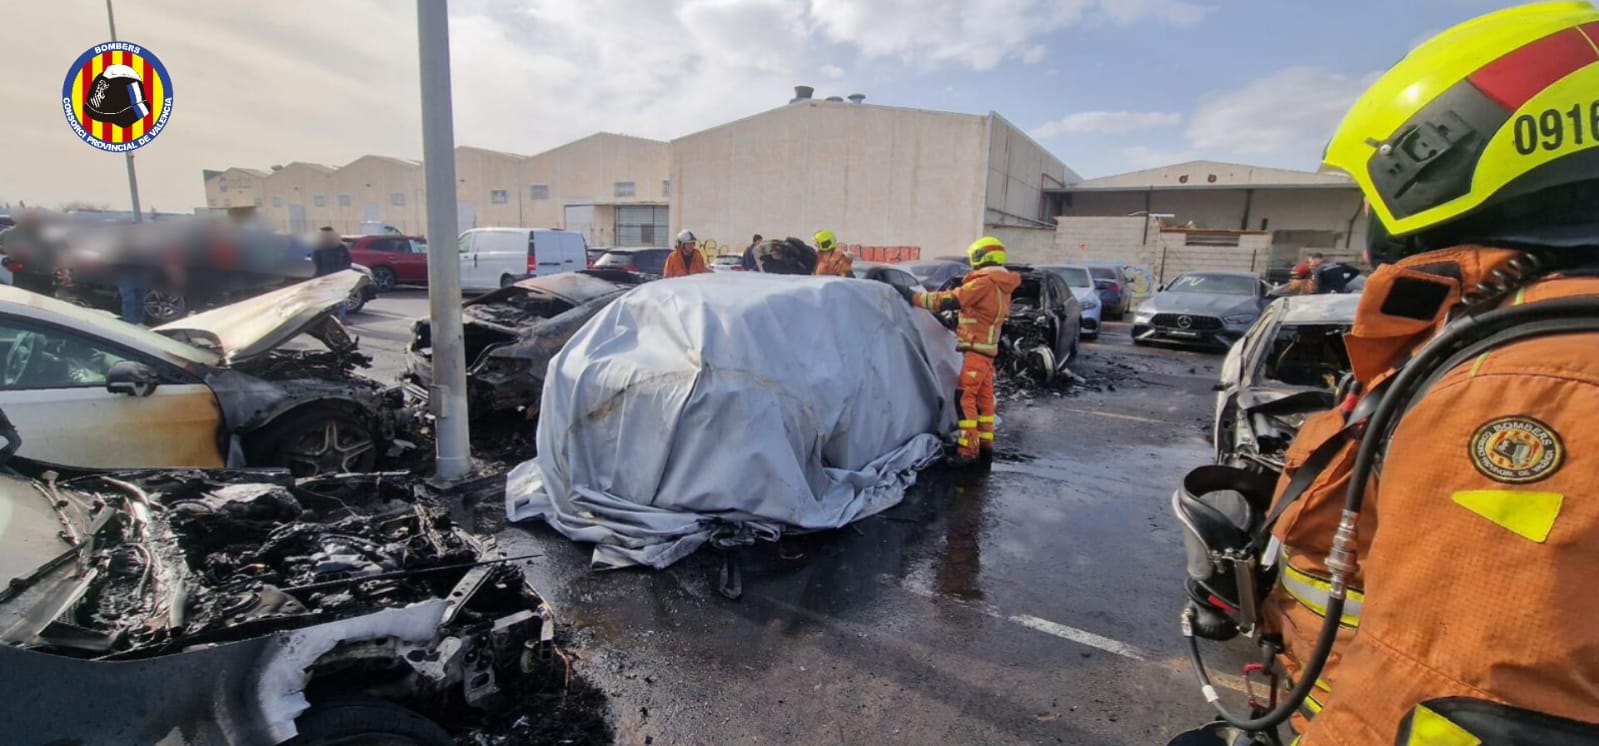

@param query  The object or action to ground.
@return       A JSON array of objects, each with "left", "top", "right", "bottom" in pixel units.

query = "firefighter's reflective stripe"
[
  {"left": 958, "top": 419, "right": 978, "bottom": 429},
  {"left": 1280, "top": 562, "right": 1364, "bottom": 628},
  {"left": 979, "top": 433, "right": 994, "bottom": 441},
  {"left": 958, "top": 317, "right": 977, "bottom": 324},
  {"left": 1401, "top": 704, "right": 1483, "bottom": 746},
  {"left": 977, "top": 416, "right": 995, "bottom": 423},
  {"left": 962, "top": 341, "right": 1000, "bottom": 355}
]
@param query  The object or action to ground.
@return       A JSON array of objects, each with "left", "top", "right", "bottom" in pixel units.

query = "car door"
[
  {"left": 0, "top": 318, "right": 225, "bottom": 468},
  {"left": 392, "top": 237, "right": 427, "bottom": 283},
  {"left": 561, "top": 233, "right": 586, "bottom": 273},
  {"left": 459, "top": 231, "right": 499, "bottom": 292},
  {"left": 1047, "top": 276, "right": 1080, "bottom": 355}
]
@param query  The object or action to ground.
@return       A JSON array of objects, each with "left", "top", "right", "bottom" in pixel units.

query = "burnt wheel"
[
  {"left": 250, "top": 408, "right": 379, "bottom": 476},
  {"left": 286, "top": 696, "right": 453, "bottom": 746},
  {"left": 370, "top": 265, "right": 398, "bottom": 291}
]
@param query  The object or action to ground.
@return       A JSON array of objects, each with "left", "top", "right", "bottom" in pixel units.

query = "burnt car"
[
  {"left": 0, "top": 271, "right": 399, "bottom": 476},
  {"left": 0, "top": 425, "right": 555, "bottom": 745},
  {"left": 1212, "top": 293, "right": 1360, "bottom": 474},
  {"left": 405, "top": 269, "right": 645, "bottom": 422},
  {"left": 998, "top": 265, "right": 1083, "bottom": 384}
]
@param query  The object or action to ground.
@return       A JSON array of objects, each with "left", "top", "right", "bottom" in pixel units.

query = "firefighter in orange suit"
[
  {"left": 663, "top": 229, "right": 709, "bottom": 278},
  {"left": 1171, "top": 4, "right": 1599, "bottom": 744},
  {"left": 813, "top": 230, "right": 853, "bottom": 277},
  {"left": 906, "top": 236, "right": 1019, "bottom": 468}
]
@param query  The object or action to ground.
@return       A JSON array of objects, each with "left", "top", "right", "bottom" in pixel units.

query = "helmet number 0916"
[{"left": 1512, "top": 101, "right": 1599, "bottom": 155}]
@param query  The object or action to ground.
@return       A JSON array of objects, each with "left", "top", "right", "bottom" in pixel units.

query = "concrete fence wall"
[
  {"left": 986, "top": 226, "right": 1058, "bottom": 265},
  {"left": 1054, "top": 216, "right": 1159, "bottom": 266},
  {"left": 1152, "top": 231, "right": 1272, "bottom": 283}
]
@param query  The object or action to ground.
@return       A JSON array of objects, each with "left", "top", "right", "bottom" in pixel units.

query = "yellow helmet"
[
  {"left": 1323, "top": 1, "right": 1599, "bottom": 251},
  {"left": 967, "top": 236, "right": 1006, "bottom": 267},
  {"left": 814, "top": 229, "right": 838, "bottom": 251}
]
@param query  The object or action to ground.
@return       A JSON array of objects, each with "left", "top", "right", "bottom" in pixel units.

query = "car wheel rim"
[
  {"left": 374, "top": 268, "right": 396, "bottom": 290},
  {"left": 286, "top": 419, "right": 375, "bottom": 476},
  {"left": 145, "top": 290, "right": 185, "bottom": 320}
]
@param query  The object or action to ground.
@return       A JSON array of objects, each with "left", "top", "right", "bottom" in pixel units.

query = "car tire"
[
  {"left": 144, "top": 289, "right": 187, "bottom": 324},
  {"left": 500, "top": 273, "right": 518, "bottom": 288},
  {"left": 286, "top": 696, "right": 453, "bottom": 746},
  {"left": 248, "top": 407, "right": 379, "bottom": 477},
  {"left": 342, "top": 289, "right": 367, "bottom": 315},
  {"left": 370, "top": 265, "right": 398, "bottom": 292}
]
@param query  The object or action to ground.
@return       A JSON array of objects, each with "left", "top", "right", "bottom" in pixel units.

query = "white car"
[
  {"left": 0, "top": 271, "right": 396, "bottom": 474},
  {"left": 1213, "top": 293, "right": 1361, "bottom": 474},
  {"left": 710, "top": 255, "right": 745, "bottom": 272},
  {"left": 1040, "top": 264, "right": 1102, "bottom": 340}
]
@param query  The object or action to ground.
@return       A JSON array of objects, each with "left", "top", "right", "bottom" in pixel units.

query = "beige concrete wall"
[
  {"left": 455, "top": 147, "right": 527, "bottom": 229},
  {"left": 1077, "top": 160, "right": 1352, "bottom": 188},
  {"left": 985, "top": 115, "right": 1067, "bottom": 228},
  {"left": 986, "top": 226, "right": 1059, "bottom": 265},
  {"left": 1055, "top": 216, "right": 1157, "bottom": 266},
  {"left": 522, "top": 134, "right": 672, "bottom": 232},
  {"left": 326, "top": 156, "right": 426, "bottom": 235},
  {"left": 671, "top": 101, "right": 991, "bottom": 258},
  {"left": 1154, "top": 230, "right": 1272, "bottom": 283},
  {"left": 204, "top": 168, "right": 268, "bottom": 210},
  {"left": 254, "top": 163, "right": 335, "bottom": 234}
]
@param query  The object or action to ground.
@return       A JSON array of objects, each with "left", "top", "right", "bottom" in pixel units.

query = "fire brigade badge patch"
[{"left": 1470, "top": 416, "right": 1564, "bottom": 484}]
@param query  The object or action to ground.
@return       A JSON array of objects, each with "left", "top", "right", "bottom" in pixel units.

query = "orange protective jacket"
[
  {"left": 911, "top": 266, "right": 1021, "bottom": 357},
  {"left": 1263, "top": 247, "right": 1599, "bottom": 743},
  {"left": 814, "top": 250, "right": 853, "bottom": 277},
  {"left": 662, "top": 248, "right": 709, "bottom": 278}
]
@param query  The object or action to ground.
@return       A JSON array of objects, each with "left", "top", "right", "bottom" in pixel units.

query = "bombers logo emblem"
[
  {"left": 1470, "top": 416, "right": 1564, "bottom": 484},
  {"left": 61, "top": 41, "right": 174, "bottom": 153}
]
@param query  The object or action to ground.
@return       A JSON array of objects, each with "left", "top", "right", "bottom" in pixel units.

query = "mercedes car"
[{"left": 1131, "top": 271, "right": 1271, "bottom": 349}]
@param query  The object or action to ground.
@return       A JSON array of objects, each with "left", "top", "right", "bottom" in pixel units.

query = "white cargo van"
[{"left": 456, "top": 228, "right": 587, "bottom": 292}]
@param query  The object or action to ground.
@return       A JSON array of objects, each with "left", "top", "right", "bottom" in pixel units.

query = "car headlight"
[
  {"left": 1133, "top": 308, "right": 1154, "bottom": 322},
  {"left": 1223, "top": 313, "right": 1256, "bottom": 326},
  {"left": 1082, "top": 296, "right": 1099, "bottom": 310}
]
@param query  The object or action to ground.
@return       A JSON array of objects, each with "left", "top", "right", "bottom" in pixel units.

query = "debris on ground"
[{"left": 456, "top": 651, "right": 615, "bottom": 746}]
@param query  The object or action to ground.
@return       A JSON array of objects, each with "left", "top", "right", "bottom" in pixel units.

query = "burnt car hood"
[
  {"left": 1236, "top": 386, "right": 1336, "bottom": 414},
  {"left": 1143, "top": 292, "right": 1257, "bottom": 317},
  {"left": 156, "top": 270, "right": 367, "bottom": 364},
  {"left": 465, "top": 269, "right": 641, "bottom": 320}
]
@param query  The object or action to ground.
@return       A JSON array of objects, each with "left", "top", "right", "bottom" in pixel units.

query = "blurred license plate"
[{"left": 1166, "top": 330, "right": 1201, "bottom": 338}]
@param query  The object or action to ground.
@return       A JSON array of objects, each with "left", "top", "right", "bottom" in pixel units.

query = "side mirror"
[
  {"left": 1158, "top": 284, "right": 1166, "bottom": 292},
  {"left": 106, "top": 360, "right": 158, "bottom": 397}
]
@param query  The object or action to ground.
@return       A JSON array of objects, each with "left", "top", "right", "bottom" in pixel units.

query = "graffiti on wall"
[{"left": 842, "top": 244, "right": 922, "bottom": 263}]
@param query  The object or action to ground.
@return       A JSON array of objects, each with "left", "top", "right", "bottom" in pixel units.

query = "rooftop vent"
[
  {"left": 790, "top": 85, "right": 814, "bottom": 103},
  {"left": 825, "top": 95, "right": 844, "bottom": 102},
  {"left": 847, "top": 93, "right": 865, "bottom": 104}
]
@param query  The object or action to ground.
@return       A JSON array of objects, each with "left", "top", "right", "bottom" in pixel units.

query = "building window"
[
  {"left": 614, "top": 181, "right": 635, "bottom": 198},
  {"left": 530, "top": 184, "right": 550, "bottom": 200},
  {"left": 312, "top": 194, "right": 327, "bottom": 207},
  {"left": 338, "top": 193, "right": 352, "bottom": 207},
  {"left": 253, "top": 198, "right": 264, "bottom": 208},
  {"left": 490, "top": 189, "right": 509, "bottom": 204},
  {"left": 391, "top": 192, "right": 406, "bottom": 206},
  {"left": 271, "top": 196, "right": 283, "bottom": 208},
  {"left": 662, "top": 179, "right": 670, "bottom": 197}
]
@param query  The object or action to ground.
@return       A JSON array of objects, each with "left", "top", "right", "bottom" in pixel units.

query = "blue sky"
[{"left": 0, "top": 0, "right": 1540, "bottom": 208}]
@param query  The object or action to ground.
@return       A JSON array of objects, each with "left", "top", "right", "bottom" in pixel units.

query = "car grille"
[{"left": 1151, "top": 313, "right": 1222, "bottom": 331}]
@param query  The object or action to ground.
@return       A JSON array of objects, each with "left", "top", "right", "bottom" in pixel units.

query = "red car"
[{"left": 344, "top": 234, "right": 428, "bottom": 291}]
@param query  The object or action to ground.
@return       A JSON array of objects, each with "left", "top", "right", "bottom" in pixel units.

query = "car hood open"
[{"left": 156, "top": 271, "right": 367, "bottom": 364}]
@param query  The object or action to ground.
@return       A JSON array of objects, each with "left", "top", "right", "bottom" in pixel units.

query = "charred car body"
[
  {"left": 1212, "top": 293, "right": 1360, "bottom": 474},
  {"left": 0, "top": 271, "right": 399, "bottom": 476},
  {"left": 405, "top": 269, "right": 645, "bottom": 422},
  {"left": 922, "top": 264, "right": 1082, "bottom": 384},
  {"left": 0, "top": 450, "right": 554, "bottom": 745}
]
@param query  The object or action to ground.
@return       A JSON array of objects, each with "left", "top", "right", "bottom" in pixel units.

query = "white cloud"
[
  {"left": 808, "top": 0, "right": 1213, "bottom": 71},
  {"left": 820, "top": 64, "right": 845, "bottom": 79},
  {"left": 1118, "top": 144, "right": 1199, "bottom": 169},
  {"left": 1022, "top": 45, "right": 1047, "bottom": 65},
  {"left": 1184, "top": 67, "right": 1369, "bottom": 156},
  {"left": 1032, "top": 110, "right": 1182, "bottom": 138}
]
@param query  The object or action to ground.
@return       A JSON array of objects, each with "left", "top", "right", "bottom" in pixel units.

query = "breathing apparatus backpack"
[{"left": 1172, "top": 248, "right": 1599, "bottom": 740}]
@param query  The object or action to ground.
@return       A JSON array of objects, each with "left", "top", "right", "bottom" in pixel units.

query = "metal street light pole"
[
  {"left": 105, "top": 0, "right": 143, "bottom": 222},
  {"left": 416, "top": 0, "right": 471, "bottom": 480}
]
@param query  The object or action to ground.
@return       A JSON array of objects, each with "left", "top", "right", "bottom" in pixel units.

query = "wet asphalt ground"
[{"left": 351, "top": 289, "right": 1254, "bottom": 745}]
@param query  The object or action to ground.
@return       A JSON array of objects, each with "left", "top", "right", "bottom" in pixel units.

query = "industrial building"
[
  {"left": 671, "top": 90, "right": 1074, "bottom": 258},
  {"left": 1043, "top": 160, "right": 1367, "bottom": 277},
  {"left": 202, "top": 133, "right": 670, "bottom": 248}
]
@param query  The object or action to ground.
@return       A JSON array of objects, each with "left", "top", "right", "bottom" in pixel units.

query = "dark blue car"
[{"left": 1085, "top": 264, "right": 1126, "bottom": 320}]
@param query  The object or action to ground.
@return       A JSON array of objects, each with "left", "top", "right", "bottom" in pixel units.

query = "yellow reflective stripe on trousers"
[
  {"left": 958, "top": 419, "right": 978, "bottom": 428},
  {"left": 1404, "top": 704, "right": 1483, "bottom": 746},
  {"left": 967, "top": 342, "right": 999, "bottom": 355},
  {"left": 1280, "top": 563, "right": 1363, "bottom": 628},
  {"left": 958, "top": 317, "right": 977, "bottom": 324},
  {"left": 977, "top": 416, "right": 995, "bottom": 423},
  {"left": 979, "top": 432, "right": 994, "bottom": 440}
]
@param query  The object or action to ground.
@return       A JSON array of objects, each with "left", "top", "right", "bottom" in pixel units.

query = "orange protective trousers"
[{"left": 957, "top": 351, "right": 996, "bottom": 458}]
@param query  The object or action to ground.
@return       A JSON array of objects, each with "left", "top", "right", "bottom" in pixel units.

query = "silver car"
[
  {"left": 1038, "top": 264, "right": 1102, "bottom": 340},
  {"left": 1130, "top": 271, "right": 1271, "bottom": 348}
]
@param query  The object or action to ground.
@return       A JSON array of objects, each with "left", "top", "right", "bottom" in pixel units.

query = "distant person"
[
  {"left": 311, "top": 227, "right": 351, "bottom": 277},
  {"left": 812, "top": 230, "right": 853, "bottom": 277},
  {"left": 740, "top": 233, "right": 763, "bottom": 271},
  {"left": 663, "top": 229, "right": 709, "bottom": 278},
  {"left": 1274, "top": 263, "right": 1314, "bottom": 295},
  {"left": 0, "top": 211, "right": 56, "bottom": 293},
  {"left": 1313, "top": 261, "right": 1361, "bottom": 294}
]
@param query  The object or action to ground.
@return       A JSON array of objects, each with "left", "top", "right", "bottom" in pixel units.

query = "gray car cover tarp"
[{"left": 505, "top": 272, "right": 961, "bottom": 569}]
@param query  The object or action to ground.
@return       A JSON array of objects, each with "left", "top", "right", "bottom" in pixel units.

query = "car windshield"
[
  {"left": 410, "top": 239, "right": 427, "bottom": 254},
  {"left": 593, "top": 252, "right": 634, "bottom": 268},
  {"left": 1167, "top": 273, "right": 1257, "bottom": 296},
  {"left": 1088, "top": 266, "right": 1118, "bottom": 280},
  {"left": 1047, "top": 267, "right": 1092, "bottom": 288}
]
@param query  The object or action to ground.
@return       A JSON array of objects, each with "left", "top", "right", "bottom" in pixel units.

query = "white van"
[{"left": 456, "top": 228, "right": 588, "bottom": 292}]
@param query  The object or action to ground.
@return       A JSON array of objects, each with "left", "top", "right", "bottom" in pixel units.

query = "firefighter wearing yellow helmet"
[
  {"left": 902, "top": 236, "right": 1019, "bottom": 468},
  {"left": 1171, "top": 3, "right": 1599, "bottom": 744},
  {"left": 813, "top": 229, "right": 853, "bottom": 276}
]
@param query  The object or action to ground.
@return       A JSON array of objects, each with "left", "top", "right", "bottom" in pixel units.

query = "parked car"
[
  {"left": 997, "top": 265, "right": 1083, "bottom": 383},
  {"left": 711, "top": 255, "right": 745, "bottom": 272},
  {"left": 899, "top": 259, "right": 970, "bottom": 292},
  {"left": 0, "top": 271, "right": 399, "bottom": 475},
  {"left": 344, "top": 262, "right": 379, "bottom": 314},
  {"left": 586, "top": 247, "right": 609, "bottom": 266},
  {"left": 592, "top": 248, "right": 672, "bottom": 277},
  {"left": 1130, "top": 271, "right": 1271, "bottom": 349},
  {"left": 405, "top": 269, "right": 646, "bottom": 422},
  {"left": 851, "top": 260, "right": 926, "bottom": 295},
  {"left": 0, "top": 427, "right": 555, "bottom": 745},
  {"left": 1038, "top": 264, "right": 1102, "bottom": 340},
  {"left": 1213, "top": 293, "right": 1360, "bottom": 475},
  {"left": 456, "top": 228, "right": 588, "bottom": 293},
  {"left": 1085, "top": 263, "right": 1128, "bottom": 319},
  {"left": 344, "top": 234, "right": 427, "bottom": 291}
]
